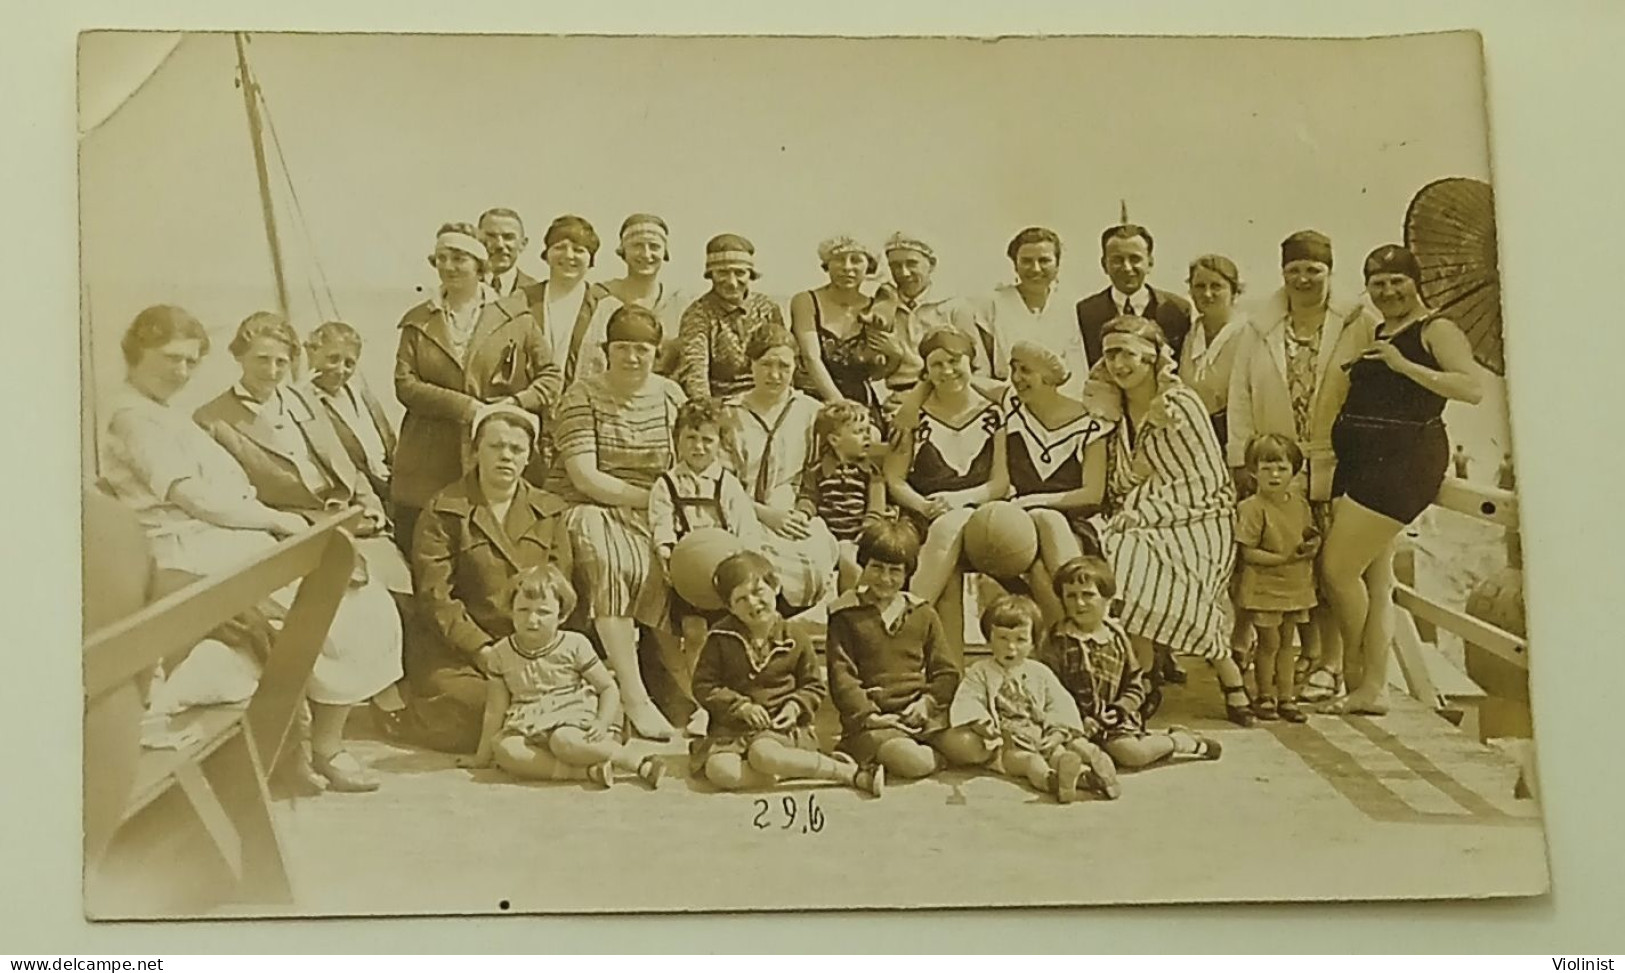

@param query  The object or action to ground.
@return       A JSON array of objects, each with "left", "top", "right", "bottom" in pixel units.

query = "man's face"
[
  {"left": 478, "top": 214, "right": 527, "bottom": 276},
  {"left": 1102, "top": 234, "right": 1152, "bottom": 294},
  {"left": 887, "top": 250, "right": 934, "bottom": 300}
]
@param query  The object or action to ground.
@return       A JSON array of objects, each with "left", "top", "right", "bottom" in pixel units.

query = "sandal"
[
  {"left": 636, "top": 755, "right": 665, "bottom": 790},
  {"left": 1222, "top": 685, "right": 1256, "bottom": 727},
  {"left": 586, "top": 760, "right": 616, "bottom": 789},
  {"left": 1299, "top": 667, "right": 1345, "bottom": 704},
  {"left": 312, "top": 750, "right": 379, "bottom": 793},
  {"left": 853, "top": 762, "right": 885, "bottom": 798},
  {"left": 1279, "top": 701, "right": 1309, "bottom": 724},
  {"left": 1253, "top": 696, "right": 1280, "bottom": 722},
  {"left": 1085, "top": 746, "right": 1121, "bottom": 800},
  {"left": 1168, "top": 726, "right": 1223, "bottom": 761}
]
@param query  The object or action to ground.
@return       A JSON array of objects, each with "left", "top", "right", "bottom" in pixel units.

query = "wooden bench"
[{"left": 84, "top": 510, "right": 359, "bottom": 919}]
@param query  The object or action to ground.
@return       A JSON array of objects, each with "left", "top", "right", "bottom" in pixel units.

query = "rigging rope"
[{"left": 255, "top": 75, "right": 342, "bottom": 322}]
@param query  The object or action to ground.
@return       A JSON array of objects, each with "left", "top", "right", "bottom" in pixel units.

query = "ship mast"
[{"left": 234, "top": 33, "right": 291, "bottom": 319}]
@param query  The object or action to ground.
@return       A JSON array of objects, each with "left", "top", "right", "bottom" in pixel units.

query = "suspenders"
[{"left": 660, "top": 472, "right": 730, "bottom": 537}]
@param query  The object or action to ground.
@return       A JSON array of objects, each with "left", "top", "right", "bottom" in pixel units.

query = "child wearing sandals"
[
  {"left": 690, "top": 550, "right": 885, "bottom": 797},
  {"left": 796, "top": 399, "right": 887, "bottom": 591},
  {"left": 949, "top": 594, "right": 1121, "bottom": 803},
  {"left": 1038, "top": 556, "right": 1223, "bottom": 768},
  {"left": 462, "top": 563, "right": 664, "bottom": 789},
  {"left": 826, "top": 516, "right": 975, "bottom": 779},
  {"left": 1235, "top": 434, "right": 1319, "bottom": 723}
]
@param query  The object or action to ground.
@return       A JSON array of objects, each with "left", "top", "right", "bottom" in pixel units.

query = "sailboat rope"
[{"left": 254, "top": 74, "right": 341, "bottom": 323}]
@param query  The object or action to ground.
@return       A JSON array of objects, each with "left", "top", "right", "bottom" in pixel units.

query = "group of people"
[{"left": 93, "top": 206, "right": 1485, "bottom": 804}]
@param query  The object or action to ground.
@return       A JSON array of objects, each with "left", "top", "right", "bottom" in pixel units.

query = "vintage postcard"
[{"left": 79, "top": 30, "right": 1546, "bottom": 919}]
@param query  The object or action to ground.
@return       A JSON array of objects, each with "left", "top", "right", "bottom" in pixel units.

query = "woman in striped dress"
[
  {"left": 719, "top": 324, "right": 841, "bottom": 612},
  {"left": 549, "top": 305, "right": 686, "bottom": 741},
  {"left": 1084, "top": 315, "right": 1252, "bottom": 725}
]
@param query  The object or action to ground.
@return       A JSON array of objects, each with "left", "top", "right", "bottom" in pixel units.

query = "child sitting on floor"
[
  {"left": 826, "top": 516, "right": 983, "bottom": 778},
  {"left": 1038, "top": 556, "right": 1223, "bottom": 770},
  {"left": 690, "top": 550, "right": 885, "bottom": 797},
  {"left": 1235, "top": 434, "right": 1319, "bottom": 723},
  {"left": 950, "top": 594, "right": 1121, "bottom": 802},
  {"left": 462, "top": 563, "right": 664, "bottom": 789},
  {"left": 796, "top": 399, "right": 887, "bottom": 591}
]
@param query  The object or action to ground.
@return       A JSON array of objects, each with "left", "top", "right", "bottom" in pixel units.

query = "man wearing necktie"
[
  {"left": 477, "top": 206, "right": 539, "bottom": 297},
  {"left": 1073, "top": 223, "right": 1193, "bottom": 366}
]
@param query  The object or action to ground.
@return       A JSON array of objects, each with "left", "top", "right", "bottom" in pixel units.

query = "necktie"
[{"left": 1123, "top": 298, "right": 1134, "bottom": 317}]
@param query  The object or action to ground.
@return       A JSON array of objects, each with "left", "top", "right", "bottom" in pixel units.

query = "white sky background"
[{"left": 79, "top": 31, "right": 1507, "bottom": 462}]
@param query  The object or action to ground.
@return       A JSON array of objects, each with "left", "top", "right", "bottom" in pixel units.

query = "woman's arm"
[
  {"left": 168, "top": 479, "right": 306, "bottom": 535},
  {"left": 789, "top": 290, "right": 846, "bottom": 403},
  {"left": 411, "top": 506, "right": 497, "bottom": 657},
  {"left": 1308, "top": 321, "right": 1364, "bottom": 450},
  {"left": 647, "top": 474, "right": 678, "bottom": 553},
  {"left": 582, "top": 659, "right": 624, "bottom": 731},
  {"left": 564, "top": 455, "right": 650, "bottom": 509},
  {"left": 675, "top": 302, "right": 714, "bottom": 401},
  {"left": 1414, "top": 318, "right": 1486, "bottom": 405},
  {"left": 883, "top": 420, "right": 932, "bottom": 516},
  {"left": 394, "top": 329, "right": 483, "bottom": 422},
  {"left": 512, "top": 318, "right": 565, "bottom": 416}
]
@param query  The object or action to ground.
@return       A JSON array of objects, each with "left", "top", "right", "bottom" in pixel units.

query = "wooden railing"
[
  {"left": 84, "top": 510, "right": 359, "bottom": 918},
  {"left": 1389, "top": 478, "right": 1527, "bottom": 719}
]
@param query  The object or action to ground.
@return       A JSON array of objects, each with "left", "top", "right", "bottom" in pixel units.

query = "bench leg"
[{"left": 210, "top": 724, "right": 294, "bottom": 906}]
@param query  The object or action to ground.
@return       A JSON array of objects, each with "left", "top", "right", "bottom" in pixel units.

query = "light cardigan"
[
  {"left": 1179, "top": 312, "right": 1250, "bottom": 416},
  {"left": 1225, "top": 288, "right": 1376, "bottom": 468}
]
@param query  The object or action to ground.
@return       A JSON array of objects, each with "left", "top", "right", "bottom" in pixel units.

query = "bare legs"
[
  {"left": 1319, "top": 498, "right": 1403, "bottom": 715},
  {"left": 908, "top": 508, "right": 976, "bottom": 604},
  {"left": 703, "top": 738, "right": 880, "bottom": 795},
  {"left": 596, "top": 616, "right": 677, "bottom": 740}
]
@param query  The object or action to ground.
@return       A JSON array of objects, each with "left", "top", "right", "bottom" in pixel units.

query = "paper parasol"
[{"left": 1403, "top": 177, "right": 1503, "bottom": 375}]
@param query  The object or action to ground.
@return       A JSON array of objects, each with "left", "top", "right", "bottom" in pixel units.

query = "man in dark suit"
[
  {"left": 478, "top": 206, "right": 539, "bottom": 297},
  {"left": 1075, "top": 223, "right": 1193, "bottom": 365}
]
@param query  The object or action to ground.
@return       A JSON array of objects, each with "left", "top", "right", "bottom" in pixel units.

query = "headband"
[
  {"left": 436, "top": 231, "right": 489, "bottom": 263},
  {"left": 621, "top": 219, "right": 668, "bottom": 247},
  {"left": 817, "top": 235, "right": 876, "bottom": 266},
  {"left": 1102, "top": 331, "right": 1159, "bottom": 361},
  {"left": 883, "top": 232, "right": 936, "bottom": 262},
  {"left": 1363, "top": 244, "right": 1424, "bottom": 288},
  {"left": 705, "top": 249, "right": 757, "bottom": 272},
  {"left": 1281, "top": 231, "right": 1333, "bottom": 268},
  {"left": 918, "top": 326, "right": 976, "bottom": 362},
  {"left": 470, "top": 402, "right": 539, "bottom": 446}
]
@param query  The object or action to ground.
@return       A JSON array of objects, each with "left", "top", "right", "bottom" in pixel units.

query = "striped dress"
[
  {"left": 721, "top": 390, "right": 839, "bottom": 609},
  {"left": 1092, "top": 384, "right": 1236, "bottom": 660},
  {"left": 548, "top": 373, "right": 685, "bottom": 617}
]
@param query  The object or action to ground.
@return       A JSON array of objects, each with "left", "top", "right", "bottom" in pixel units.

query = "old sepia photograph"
[{"left": 78, "top": 29, "right": 1546, "bottom": 920}]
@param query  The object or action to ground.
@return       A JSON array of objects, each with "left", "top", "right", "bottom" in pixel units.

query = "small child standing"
[
  {"left": 950, "top": 594, "right": 1121, "bottom": 803},
  {"left": 690, "top": 551, "right": 885, "bottom": 797},
  {"left": 463, "top": 564, "right": 664, "bottom": 789},
  {"left": 796, "top": 399, "right": 886, "bottom": 591},
  {"left": 1235, "top": 434, "right": 1320, "bottom": 723},
  {"left": 826, "top": 516, "right": 972, "bottom": 779},
  {"left": 1039, "top": 556, "right": 1222, "bottom": 769},
  {"left": 649, "top": 398, "right": 763, "bottom": 572}
]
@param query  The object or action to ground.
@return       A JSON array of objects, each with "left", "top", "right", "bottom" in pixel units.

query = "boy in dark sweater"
[
  {"left": 826, "top": 516, "right": 983, "bottom": 778},
  {"left": 690, "top": 550, "right": 884, "bottom": 796}
]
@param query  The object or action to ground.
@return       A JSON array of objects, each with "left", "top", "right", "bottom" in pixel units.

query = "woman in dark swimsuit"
[
  {"left": 790, "top": 235, "right": 896, "bottom": 425},
  {"left": 1309, "top": 245, "right": 1485, "bottom": 715},
  {"left": 884, "top": 329, "right": 1009, "bottom": 610}
]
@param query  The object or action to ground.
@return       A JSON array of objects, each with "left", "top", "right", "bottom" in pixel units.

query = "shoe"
[
  {"left": 587, "top": 760, "right": 616, "bottom": 789},
  {"left": 1253, "top": 697, "right": 1280, "bottom": 722},
  {"left": 1299, "top": 667, "right": 1345, "bottom": 704},
  {"left": 1053, "top": 751, "right": 1085, "bottom": 804},
  {"left": 1222, "top": 686, "right": 1256, "bottom": 728},
  {"left": 854, "top": 763, "right": 885, "bottom": 798},
  {"left": 1086, "top": 747, "right": 1122, "bottom": 800},
  {"left": 1279, "top": 702, "right": 1309, "bottom": 724},
  {"left": 312, "top": 750, "right": 380, "bottom": 793},
  {"left": 624, "top": 697, "right": 677, "bottom": 742},
  {"left": 636, "top": 755, "right": 665, "bottom": 790},
  {"left": 1160, "top": 656, "right": 1188, "bottom": 685},
  {"left": 270, "top": 748, "right": 327, "bottom": 799}
]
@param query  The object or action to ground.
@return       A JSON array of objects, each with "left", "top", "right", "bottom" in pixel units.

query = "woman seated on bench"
[{"left": 100, "top": 305, "right": 403, "bottom": 794}]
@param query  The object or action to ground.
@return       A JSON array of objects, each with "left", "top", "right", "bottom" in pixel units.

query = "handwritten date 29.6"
[{"left": 752, "top": 794, "right": 825, "bottom": 834}]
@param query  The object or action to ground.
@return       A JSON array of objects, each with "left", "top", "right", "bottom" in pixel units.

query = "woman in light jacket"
[{"left": 1225, "top": 230, "right": 1375, "bottom": 702}]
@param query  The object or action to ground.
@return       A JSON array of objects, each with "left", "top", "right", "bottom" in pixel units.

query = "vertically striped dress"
[
  {"left": 1091, "top": 383, "right": 1236, "bottom": 660},
  {"left": 548, "top": 373, "right": 686, "bottom": 617}
]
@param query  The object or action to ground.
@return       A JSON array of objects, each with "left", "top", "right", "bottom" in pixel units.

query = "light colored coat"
[{"left": 1225, "top": 289, "right": 1375, "bottom": 468}]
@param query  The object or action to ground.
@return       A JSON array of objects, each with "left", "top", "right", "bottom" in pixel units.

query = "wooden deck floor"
[{"left": 252, "top": 663, "right": 1547, "bottom": 918}]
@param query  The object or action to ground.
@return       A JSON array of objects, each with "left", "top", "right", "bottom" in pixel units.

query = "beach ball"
[
  {"left": 670, "top": 528, "right": 746, "bottom": 611},
  {"left": 961, "top": 500, "right": 1039, "bottom": 578}
]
